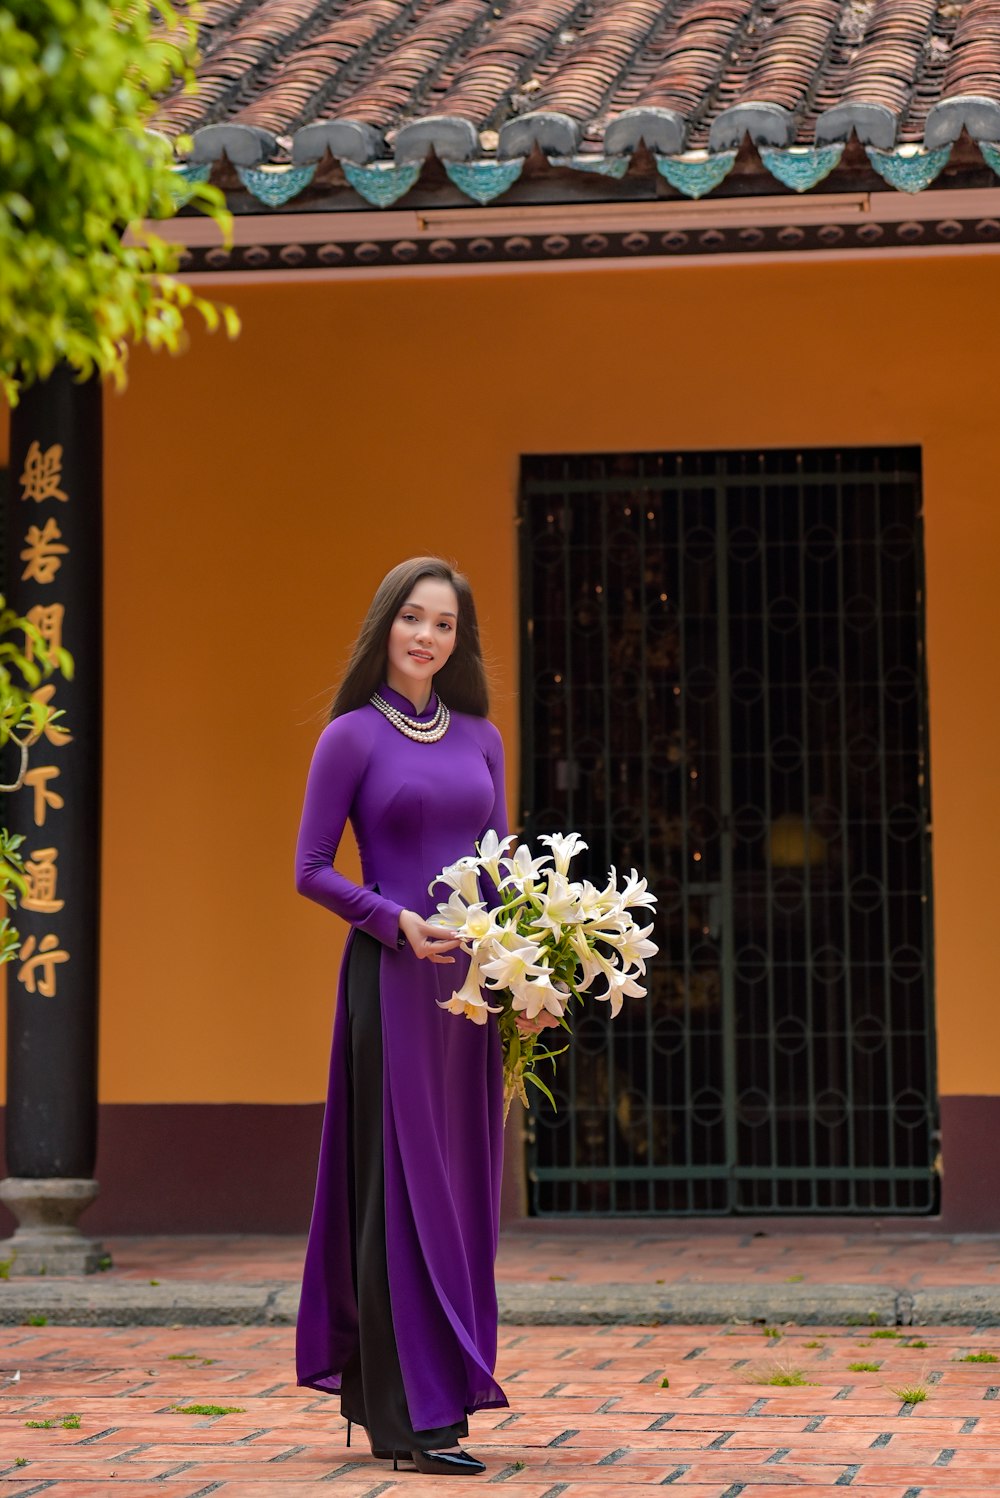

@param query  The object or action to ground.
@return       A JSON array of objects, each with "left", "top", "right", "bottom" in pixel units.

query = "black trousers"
[{"left": 339, "top": 930, "right": 469, "bottom": 1451}]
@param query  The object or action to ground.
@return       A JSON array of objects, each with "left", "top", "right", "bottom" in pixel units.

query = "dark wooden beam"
[{"left": 1, "top": 368, "right": 105, "bottom": 1273}]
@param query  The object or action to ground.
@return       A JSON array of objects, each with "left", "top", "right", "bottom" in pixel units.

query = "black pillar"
[{"left": 4, "top": 368, "right": 102, "bottom": 1191}]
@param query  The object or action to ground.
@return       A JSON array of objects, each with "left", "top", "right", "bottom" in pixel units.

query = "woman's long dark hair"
[{"left": 330, "top": 557, "right": 489, "bottom": 719}]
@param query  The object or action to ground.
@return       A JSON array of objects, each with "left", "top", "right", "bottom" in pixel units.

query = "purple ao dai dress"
[{"left": 294, "top": 683, "right": 509, "bottom": 1441}]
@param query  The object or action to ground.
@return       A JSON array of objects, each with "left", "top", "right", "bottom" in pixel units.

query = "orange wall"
[{"left": 2, "top": 250, "right": 999, "bottom": 1102}]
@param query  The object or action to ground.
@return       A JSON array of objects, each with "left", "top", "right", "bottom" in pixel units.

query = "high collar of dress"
[{"left": 379, "top": 682, "right": 440, "bottom": 720}]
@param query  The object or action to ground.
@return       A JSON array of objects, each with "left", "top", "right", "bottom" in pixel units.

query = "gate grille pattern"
[{"left": 519, "top": 448, "right": 936, "bottom": 1215}]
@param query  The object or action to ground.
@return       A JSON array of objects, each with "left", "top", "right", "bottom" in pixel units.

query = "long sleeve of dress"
[
  {"left": 295, "top": 716, "right": 404, "bottom": 948},
  {"left": 477, "top": 722, "right": 510, "bottom": 909},
  {"left": 480, "top": 722, "right": 509, "bottom": 844}
]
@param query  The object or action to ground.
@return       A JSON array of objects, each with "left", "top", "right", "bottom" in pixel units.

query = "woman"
[{"left": 294, "top": 557, "right": 509, "bottom": 1477}]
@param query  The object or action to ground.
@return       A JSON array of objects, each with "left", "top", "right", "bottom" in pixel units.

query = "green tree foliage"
[
  {"left": 0, "top": 596, "right": 73, "bottom": 964},
  {"left": 0, "top": 0, "right": 237, "bottom": 402}
]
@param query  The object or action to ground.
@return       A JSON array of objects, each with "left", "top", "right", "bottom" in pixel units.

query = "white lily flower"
[
  {"left": 476, "top": 829, "right": 517, "bottom": 887},
  {"left": 428, "top": 889, "right": 474, "bottom": 931},
  {"left": 581, "top": 909, "right": 629, "bottom": 942},
  {"left": 464, "top": 903, "right": 509, "bottom": 944},
  {"left": 429, "top": 899, "right": 507, "bottom": 948},
  {"left": 616, "top": 919, "right": 659, "bottom": 974},
  {"left": 568, "top": 925, "right": 604, "bottom": 993},
  {"left": 437, "top": 957, "right": 502, "bottom": 1025},
  {"left": 429, "top": 855, "right": 482, "bottom": 905},
  {"left": 578, "top": 876, "right": 621, "bottom": 921},
  {"left": 592, "top": 961, "right": 647, "bottom": 1018},
  {"left": 480, "top": 937, "right": 549, "bottom": 991},
  {"left": 500, "top": 843, "right": 551, "bottom": 893},
  {"left": 493, "top": 922, "right": 534, "bottom": 951},
  {"left": 462, "top": 991, "right": 504, "bottom": 1025},
  {"left": 509, "top": 961, "right": 568, "bottom": 1021},
  {"left": 538, "top": 831, "right": 588, "bottom": 876},
  {"left": 620, "top": 867, "right": 658, "bottom": 910},
  {"left": 580, "top": 932, "right": 622, "bottom": 984},
  {"left": 530, "top": 871, "right": 585, "bottom": 936}
]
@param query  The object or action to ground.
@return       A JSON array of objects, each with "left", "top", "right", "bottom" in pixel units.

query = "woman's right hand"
[
  {"left": 398, "top": 909, "right": 462, "bottom": 964},
  {"left": 515, "top": 1010, "right": 562, "bottom": 1036}
]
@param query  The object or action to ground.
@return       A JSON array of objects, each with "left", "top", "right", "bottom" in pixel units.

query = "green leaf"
[
  {"left": 523, "top": 1070, "right": 557, "bottom": 1109},
  {"left": 529, "top": 1044, "right": 569, "bottom": 1067},
  {"left": 0, "top": 0, "right": 238, "bottom": 397}
]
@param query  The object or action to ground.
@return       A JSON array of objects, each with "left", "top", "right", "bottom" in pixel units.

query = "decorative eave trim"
[
  {"left": 292, "top": 120, "right": 382, "bottom": 166},
  {"left": 147, "top": 186, "right": 1000, "bottom": 273},
  {"left": 926, "top": 96, "right": 1000, "bottom": 150},
  {"left": 167, "top": 82, "right": 1000, "bottom": 194},
  {"left": 173, "top": 134, "right": 1000, "bottom": 211},
  {"left": 189, "top": 124, "right": 278, "bottom": 166},
  {"left": 498, "top": 111, "right": 582, "bottom": 159},
  {"left": 815, "top": 103, "right": 898, "bottom": 150},
  {"left": 394, "top": 115, "right": 479, "bottom": 163},
  {"left": 604, "top": 107, "right": 686, "bottom": 157},
  {"left": 708, "top": 103, "right": 796, "bottom": 152}
]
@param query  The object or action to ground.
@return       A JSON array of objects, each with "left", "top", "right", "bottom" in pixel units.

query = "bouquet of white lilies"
[{"left": 428, "top": 830, "right": 658, "bottom": 1121}]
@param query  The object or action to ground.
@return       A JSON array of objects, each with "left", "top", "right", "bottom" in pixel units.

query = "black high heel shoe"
[
  {"left": 396, "top": 1447, "right": 486, "bottom": 1476},
  {"left": 345, "top": 1417, "right": 408, "bottom": 1462}
]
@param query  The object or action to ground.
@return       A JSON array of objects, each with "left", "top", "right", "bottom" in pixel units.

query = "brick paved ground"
[
  {"left": 3, "top": 1321, "right": 1000, "bottom": 1495},
  {"left": 90, "top": 1230, "right": 1000, "bottom": 1290}
]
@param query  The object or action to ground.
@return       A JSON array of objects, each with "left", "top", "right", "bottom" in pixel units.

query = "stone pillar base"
[{"left": 0, "top": 1178, "right": 109, "bottom": 1276}]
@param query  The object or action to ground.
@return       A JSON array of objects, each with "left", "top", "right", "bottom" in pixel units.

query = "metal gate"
[{"left": 519, "top": 447, "right": 937, "bottom": 1215}]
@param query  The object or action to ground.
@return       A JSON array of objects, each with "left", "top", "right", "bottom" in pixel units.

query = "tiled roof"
[{"left": 157, "top": 0, "right": 1000, "bottom": 205}]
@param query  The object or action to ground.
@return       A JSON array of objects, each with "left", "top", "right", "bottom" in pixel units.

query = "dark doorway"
[{"left": 519, "top": 448, "right": 936, "bottom": 1215}]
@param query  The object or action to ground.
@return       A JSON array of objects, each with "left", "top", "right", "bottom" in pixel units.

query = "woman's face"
[{"left": 386, "top": 576, "right": 459, "bottom": 699}]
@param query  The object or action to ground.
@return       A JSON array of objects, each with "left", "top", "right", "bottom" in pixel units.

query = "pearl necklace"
[{"left": 370, "top": 691, "right": 451, "bottom": 743}]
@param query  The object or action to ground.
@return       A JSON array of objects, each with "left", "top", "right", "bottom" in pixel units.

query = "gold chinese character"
[
  {"left": 24, "top": 603, "right": 64, "bottom": 666},
  {"left": 17, "top": 933, "right": 70, "bottom": 997},
  {"left": 20, "top": 518, "right": 69, "bottom": 584},
  {"left": 30, "top": 684, "right": 73, "bottom": 745},
  {"left": 19, "top": 441, "right": 69, "bottom": 504},
  {"left": 24, "top": 765, "right": 64, "bottom": 827},
  {"left": 22, "top": 848, "right": 65, "bottom": 914}
]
